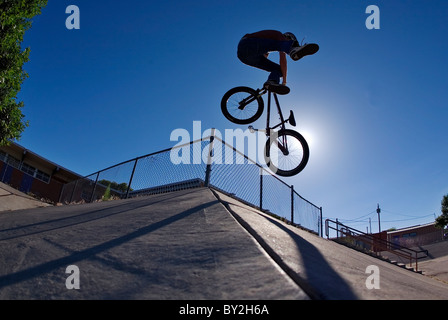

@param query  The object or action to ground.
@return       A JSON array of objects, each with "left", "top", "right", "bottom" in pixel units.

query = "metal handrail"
[{"left": 325, "top": 219, "right": 428, "bottom": 272}]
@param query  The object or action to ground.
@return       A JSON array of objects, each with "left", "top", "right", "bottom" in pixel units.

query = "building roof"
[
  {"left": 0, "top": 141, "right": 82, "bottom": 183},
  {"left": 387, "top": 222, "right": 437, "bottom": 234}
]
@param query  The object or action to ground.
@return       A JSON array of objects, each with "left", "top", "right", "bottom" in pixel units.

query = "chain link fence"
[{"left": 60, "top": 134, "right": 322, "bottom": 236}]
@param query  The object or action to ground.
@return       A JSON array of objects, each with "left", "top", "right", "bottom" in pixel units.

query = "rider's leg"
[
  {"left": 237, "top": 37, "right": 294, "bottom": 83},
  {"left": 253, "top": 38, "right": 295, "bottom": 56},
  {"left": 237, "top": 37, "right": 295, "bottom": 58},
  {"left": 256, "top": 58, "right": 283, "bottom": 84}
]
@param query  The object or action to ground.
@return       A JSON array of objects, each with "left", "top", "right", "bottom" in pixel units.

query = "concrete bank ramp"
[
  {"left": 0, "top": 187, "right": 448, "bottom": 300},
  {"left": 215, "top": 190, "right": 448, "bottom": 300},
  {"left": 0, "top": 188, "right": 306, "bottom": 300}
]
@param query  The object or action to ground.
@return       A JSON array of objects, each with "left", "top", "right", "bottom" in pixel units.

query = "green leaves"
[
  {"left": 435, "top": 195, "right": 448, "bottom": 229},
  {"left": 0, "top": 0, "right": 48, "bottom": 145}
]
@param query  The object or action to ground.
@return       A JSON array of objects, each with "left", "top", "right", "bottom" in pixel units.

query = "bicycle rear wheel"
[
  {"left": 221, "top": 86, "right": 264, "bottom": 125},
  {"left": 264, "top": 129, "right": 309, "bottom": 177}
]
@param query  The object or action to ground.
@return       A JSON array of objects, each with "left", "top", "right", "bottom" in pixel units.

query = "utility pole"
[{"left": 377, "top": 203, "right": 381, "bottom": 233}]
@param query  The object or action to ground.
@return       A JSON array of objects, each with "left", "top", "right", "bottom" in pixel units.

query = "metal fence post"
[
  {"left": 89, "top": 172, "right": 100, "bottom": 203},
  {"left": 336, "top": 218, "right": 340, "bottom": 239},
  {"left": 125, "top": 158, "right": 139, "bottom": 199},
  {"left": 291, "top": 185, "right": 294, "bottom": 224},
  {"left": 320, "top": 207, "right": 323, "bottom": 237},
  {"left": 259, "top": 167, "right": 263, "bottom": 210},
  {"left": 204, "top": 129, "right": 216, "bottom": 187}
]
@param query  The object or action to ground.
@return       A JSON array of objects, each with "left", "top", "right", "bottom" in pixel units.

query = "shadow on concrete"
[
  {"left": 216, "top": 193, "right": 358, "bottom": 300},
  {"left": 259, "top": 213, "right": 358, "bottom": 299},
  {"left": 0, "top": 190, "right": 197, "bottom": 242},
  {"left": 0, "top": 198, "right": 218, "bottom": 290}
]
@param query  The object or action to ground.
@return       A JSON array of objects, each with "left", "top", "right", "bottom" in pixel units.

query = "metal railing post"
[
  {"left": 336, "top": 218, "right": 340, "bottom": 239},
  {"left": 320, "top": 207, "right": 323, "bottom": 237},
  {"left": 89, "top": 172, "right": 100, "bottom": 203},
  {"left": 204, "top": 129, "right": 216, "bottom": 187},
  {"left": 415, "top": 252, "right": 418, "bottom": 272},
  {"left": 125, "top": 158, "right": 139, "bottom": 199},
  {"left": 291, "top": 185, "right": 294, "bottom": 224},
  {"left": 259, "top": 167, "right": 263, "bottom": 210}
]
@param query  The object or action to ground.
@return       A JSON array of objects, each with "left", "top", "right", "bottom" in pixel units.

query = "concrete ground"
[
  {"left": 1, "top": 185, "right": 448, "bottom": 300},
  {"left": 413, "top": 241, "right": 448, "bottom": 284},
  {"left": 0, "top": 187, "right": 307, "bottom": 300},
  {"left": 0, "top": 182, "right": 51, "bottom": 212},
  {"left": 215, "top": 190, "right": 448, "bottom": 299}
]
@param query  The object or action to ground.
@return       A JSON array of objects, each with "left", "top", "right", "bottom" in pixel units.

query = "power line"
[
  {"left": 337, "top": 207, "right": 435, "bottom": 232},
  {"left": 340, "top": 208, "right": 434, "bottom": 223},
  {"left": 382, "top": 209, "right": 433, "bottom": 218},
  {"left": 379, "top": 214, "right": 434, "bottom": 223},
  {"left": 338, "top": 210, "right": 376, "bottom": 223}
]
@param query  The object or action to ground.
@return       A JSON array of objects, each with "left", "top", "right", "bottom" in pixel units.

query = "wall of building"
[
  {"left": 0, "top": 143, "right": 82, "bottom": 204},
  {"left": 387, "top": 223, "right": 444, "bottom": 247},
  {"left": 0, "top": 161, "right": 64, "bottom": 203}
]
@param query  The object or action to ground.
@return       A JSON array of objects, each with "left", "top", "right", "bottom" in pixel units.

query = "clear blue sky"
[{"left": 17, "top": 0, "right": 448, "bottom": 232}]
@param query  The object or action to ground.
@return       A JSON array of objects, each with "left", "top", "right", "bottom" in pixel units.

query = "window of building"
[
  {"left": 0, "top": 151, "right": 51, "bottom": 184},
  {"left": 402, "top": 232, "right": 417, "bottom": 238},
  {"left": 36, "top": 170, "right": 50, "bottom": 183},
  {"left": 6, "top": 155, "right": 20, "bottom": 169},
  {"left": 21, "top": 162, "right": 36, "bottom": 176}
]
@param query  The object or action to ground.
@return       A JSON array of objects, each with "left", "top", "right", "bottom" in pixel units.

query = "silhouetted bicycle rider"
[{"left": 237, "top": 30, "right": 317, "bottom": 94}]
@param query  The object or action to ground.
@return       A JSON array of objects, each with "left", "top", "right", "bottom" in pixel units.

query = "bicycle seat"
[{"left": 263, "top": 82, "right": 290, "bottom": 95}]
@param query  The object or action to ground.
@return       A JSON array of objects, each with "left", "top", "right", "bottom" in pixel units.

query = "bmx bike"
[{"left": 221, "top": 84, "right": 309, "bottom": 177}]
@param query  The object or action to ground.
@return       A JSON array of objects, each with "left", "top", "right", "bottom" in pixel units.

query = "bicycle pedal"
[{"left": 248, "top": 125, "right": 256, "bottom": 133}]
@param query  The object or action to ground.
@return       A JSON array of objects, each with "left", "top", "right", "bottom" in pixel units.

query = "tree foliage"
[
  {"left": 435, "top": 194, "right": 448, "bottom": 229},
  {"left": 98, "top": 179, "right": 132, "bottom": 193},
  {"left": 0, "top": 0, "right": 48, "bottom": 146}
]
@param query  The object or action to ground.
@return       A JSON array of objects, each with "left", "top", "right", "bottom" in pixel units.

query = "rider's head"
[{"left": 283, "top": 32, "right": 297, "bottom": 42}]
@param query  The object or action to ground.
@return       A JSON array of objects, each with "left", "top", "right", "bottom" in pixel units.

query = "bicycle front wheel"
[
  {"left": 221, "top": 86, "right": 264, "bottom": 125},
  {"left": 264, "top": 129, "right": 310, "bottom": 177}
]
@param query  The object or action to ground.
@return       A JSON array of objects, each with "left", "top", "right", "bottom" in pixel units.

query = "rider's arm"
[{"left": 280, "top": 52, "right": 287, "bottom": 85}]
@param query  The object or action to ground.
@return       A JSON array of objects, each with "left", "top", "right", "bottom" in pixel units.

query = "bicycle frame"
[
  {"left": 245, "top": 87, "right": 296, "bottom": 155},
  {"left": 223, "top": 84, "right": 309, "bottom": 176},
  {"left": 266, "top": 90, "right": 288, "bottom": 134},
  {"left": 242, "top": 88, "right": 294, "bottom": 134}
]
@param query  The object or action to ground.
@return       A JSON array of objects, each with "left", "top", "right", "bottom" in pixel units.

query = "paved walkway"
[
  {"left": 0, "top": 182, "right": 51, "bottom": 212},
  {"left": 1, "top": 186, "right": 448, "bottom": 300}
]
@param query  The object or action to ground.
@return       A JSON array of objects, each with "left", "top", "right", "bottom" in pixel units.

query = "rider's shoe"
[
  {"left": 264, "top": 81, "right": 290, "bottom": 95},
  {"left": 289, "top": 43, "right": 319, "bottom": 61}
]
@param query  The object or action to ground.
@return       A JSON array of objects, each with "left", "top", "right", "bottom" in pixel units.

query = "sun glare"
[{"left": 298, "top": 129, "right": 316, "bottom": 151}]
